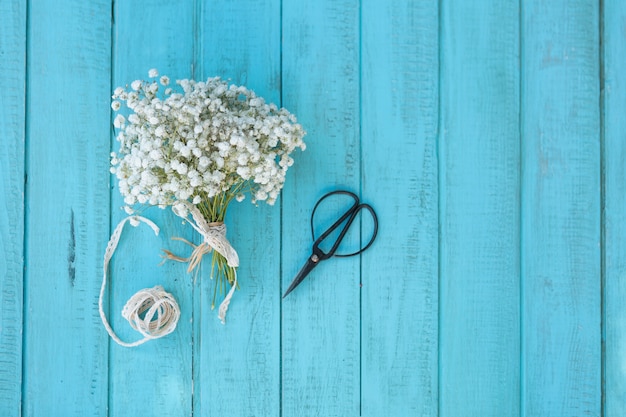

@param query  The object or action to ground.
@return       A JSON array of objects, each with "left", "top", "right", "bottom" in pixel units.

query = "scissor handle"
[
  {"left": 310, "top": 190, "right": 378, "bottom": 260},
  {"left": 335, "top": 203, "right": 378, "bottom": 257}
]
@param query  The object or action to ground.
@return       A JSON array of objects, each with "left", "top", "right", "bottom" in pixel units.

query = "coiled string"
[{"left": 99, "top": 216, "right": 180, "bottom": 347}]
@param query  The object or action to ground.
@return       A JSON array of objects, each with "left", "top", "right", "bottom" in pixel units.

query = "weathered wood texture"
[
  {"left": 360, "top": 0, "right": 439, "bottom": 415},
  {"left": 439, "top": 1, "right": 521, "bottom": 415},
  {"left": 281, "top": 1, "right": 361, "bottom": 415},
  {"left": 0, "top": 1, "right": 26, "bottom": 416},
  {"left": 21, "top": 1, "right": 111, "bottom": 416},
  {"left": 521, "top": 1, "right": 601, "bottom": 416},
  {"left": 603, "top": 1, "right": 626, "bottom": 416},
  {"left": 0, "top": 0, "right": 619, "bottom": 416},
  {"left": 196, "top": 0, "right": 282, "bottom": 415},
  {"left": 108, "top": 1, "right": 195, "bottom": 416}
]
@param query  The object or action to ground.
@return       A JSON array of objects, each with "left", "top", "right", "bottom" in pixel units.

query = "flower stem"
[{"left": 194, "top": 189, "right": 241, "bottom": 309}]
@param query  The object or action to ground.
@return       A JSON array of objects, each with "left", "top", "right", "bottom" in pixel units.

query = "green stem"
[{"left": 193, "top": 188, "right": 242, "bottom": 309}]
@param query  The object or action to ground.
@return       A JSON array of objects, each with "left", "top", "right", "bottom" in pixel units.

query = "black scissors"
[{"left": 283, "top": 190, "right": 378, "bottom": 298}]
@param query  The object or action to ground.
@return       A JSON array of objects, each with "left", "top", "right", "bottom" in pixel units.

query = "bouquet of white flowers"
[{"left": 110, "top": 69, "right": 306, "bottom": 322}]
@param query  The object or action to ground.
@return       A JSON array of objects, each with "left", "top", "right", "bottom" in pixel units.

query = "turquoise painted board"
[
  {"left": 360, "top": 0, "right": 439, "bottom": 415},
  {"left": 603, "top": 1, "right": 626, "bottom": 415},
  {"left": 109, "top": 1, "right": 194, "bottom": 416},
  {"left": 281, "top": 0, "right": 361, "bottom": 415},
  {"left": 1, "top": 0, "right": 622, "bottom": 416},
  {"left": 521, "top": 0, "right": 601, "bottom": 415},
  {"left": 22, "top": 1, "right": 111, "bottom": 415},
  {"left": 0, "top": 1, "right": 26, "bottom": 415},
  {"left": 196, "top": 0, "right": 281, "bottom": 415},
  {"left": 439, "top": 1, "right": 521, "bottom": 415}
]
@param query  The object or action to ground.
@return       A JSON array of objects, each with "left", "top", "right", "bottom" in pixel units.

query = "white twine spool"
[
  {"left": 99, "top": 216, "right": 181, "bottom": 347},
  {"left": 121, "top": 285, "right": 180, "bottom": 339}
]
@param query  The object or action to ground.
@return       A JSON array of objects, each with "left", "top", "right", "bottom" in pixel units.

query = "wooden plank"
[
  {"left": 521, "top": 1, "right": 601, "bottom": 415},
  {"left": 438, "top": 1, "right": 521, "bottom": 415},
  {"left": 193, "top": 0, "right": 282, "bottom": 416},
  {"left": 0, "top": 1, "right": 26, "bottom": 415},
  {"left": 360, "top": 0, "right": 439, "bottom": 415},
  {"left": 281, "top": 0, "right": 361, "bottom": 415},
  {"left": 602, "top": 1, "right": 626, "bottom": 415},
  {"left": 21, "top": 1, "right": 111, "bottom": 415},
  {"left": 108, "top": 1, "right": 194, "bottom": 416}
]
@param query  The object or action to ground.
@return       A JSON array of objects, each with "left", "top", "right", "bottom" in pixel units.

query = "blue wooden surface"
[
  {"left": 0, "top": 0, "right": 621, "bottom": 416},
  {"left": 0, "top": 0, "right": 26, "bottom": 414},
  {"left": 21, "top": 1, "right": 111, "bottom": 415},
  {"left": 197, "top": 0, "right": 282, "bottom": 415},
  {"left": 282, "top": 1, "right": 361, "bottom": 415},
  {"left": 521, "top": 1, "right": 601, "bottom": 415},
  {"left": 109, "top": 1, "right": 195, "bottom": 416},
  {"left": 603, "top": 1, "right": 626, "bottom": 416},
  {"left": 360, "top": 0, "right": 439, "bottom": 415},
  {"left": 439, "top": 1, "right": 521, "bottom": 415}
]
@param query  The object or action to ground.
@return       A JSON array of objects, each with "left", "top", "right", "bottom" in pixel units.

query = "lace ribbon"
[{"left": 99, "top": 216, "right": 181, "bottom": 347}]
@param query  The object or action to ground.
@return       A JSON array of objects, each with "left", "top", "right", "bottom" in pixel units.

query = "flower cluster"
[
  {"left": 110, "top": 70, "right": 306, "bottom": 319},
  {"left": 110, "top": 70, "right": 306, "bottom": 218}
]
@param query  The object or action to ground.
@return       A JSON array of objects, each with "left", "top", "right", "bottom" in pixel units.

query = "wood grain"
[
  {"left": 4, "top": 2, "right": 616, "bottom": 416},
  {"left": 521, "top": 1, "right": 601, "bottom": 415},
  {"left": 21, "top": 1, "right": 111, "bottom": 415},
  {"left": 0, "top": 1, "right": 26, "bottom": 415},
  {"left": 602, "top": 1, "right": 626, "bottom": 415},
  {"left": 281, "top": 0, "right": 361, "bottom": 415},
  {"left": 108, "top": 1, "right": 194, "bottom": 416},
  {"left": 360, "top": 0, "right": 439, "bottom": 415},
  {"left": 439, "top": 1, "right": 521, "bottom": 415},
  {"left": 194, "top": 0, "right": 282, "bottom": 415}
]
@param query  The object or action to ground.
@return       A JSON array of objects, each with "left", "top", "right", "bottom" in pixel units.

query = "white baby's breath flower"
[
  {"left": 198, "top": 156, "right": 210, "bottom": 170},
  {"left": 180, "top": 146, "right": 191, "bottom": 158},
  {"left": 110, "top": 69, "right": 306, "bottom": 229},
  {"left": 149, "top": 149, "right": 162, "bottom": 160},
  {"left": 236, "top": 166, "right": 251, "bottom": 179},
  {"left": 113, "top": 114, "right": 125, "bottom": 128},
  {"left": 176, "top": 163, "right": 188, "bottom": 175},
  {"left": 255, "top": 190, "right": 268, "bottom": 201},
  {"left": 172, "top": 203, "right": 189, "bottom": 219}
]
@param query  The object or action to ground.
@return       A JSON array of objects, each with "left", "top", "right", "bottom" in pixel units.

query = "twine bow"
[{"left": 165, "top": 201, "right": 239, "bottom": 323}]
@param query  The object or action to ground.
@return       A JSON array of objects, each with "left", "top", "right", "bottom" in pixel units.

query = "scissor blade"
[{"left": 283, "top": 256, "right": 319, "bottom": 298}]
